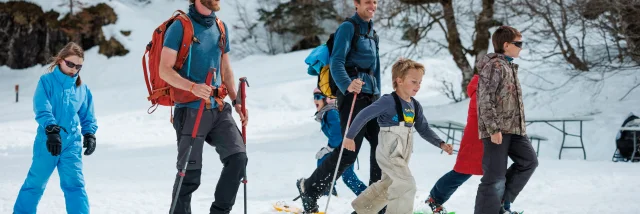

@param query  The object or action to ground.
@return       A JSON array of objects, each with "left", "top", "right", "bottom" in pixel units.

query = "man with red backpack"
[{"left": 150, "top": 0, "right": 248, "bottom": 213}]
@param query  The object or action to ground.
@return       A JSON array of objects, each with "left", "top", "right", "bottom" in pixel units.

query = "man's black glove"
[
  {"left": 83, "top": 134, "right": 96, "bottom": 156},
  {"left": 45, "top": 125, "right": 64, "bottom": 156}
]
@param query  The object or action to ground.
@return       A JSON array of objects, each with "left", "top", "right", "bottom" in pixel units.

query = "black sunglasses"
[
  {"left": 313, "top": 93, "right": 325, "bottom": 100},
  {"left": 510, "top": 41, "right": 523, "bottom": 48},
  {"left": 63, "top": 60, "right": 83, "bottom": 70}
]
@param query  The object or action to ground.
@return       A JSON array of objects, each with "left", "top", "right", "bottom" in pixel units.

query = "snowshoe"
[
  {"left": 425, "top": 195, "right": 448, "bottom": 214},
  {"left": 273, "top": 201, "right": 325, "bottom": 214}
]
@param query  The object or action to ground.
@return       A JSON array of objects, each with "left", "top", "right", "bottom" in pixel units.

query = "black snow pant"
[
  {"left": 304, "top": 92, "right": 382, "bottom": 198},
  {"left": 474, "top": 134, "right": 538, "bottom": 214},
  {"left": 170, "top": 104, "right": 248, "bottom": 214}
]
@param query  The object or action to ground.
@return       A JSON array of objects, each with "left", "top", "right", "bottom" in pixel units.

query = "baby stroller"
[{"left": 612, "top": 113, "right": 640, "bottom": 162}]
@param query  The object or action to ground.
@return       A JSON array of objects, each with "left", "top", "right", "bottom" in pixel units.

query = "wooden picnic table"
[{"left": 525, "top": 116, "right": 594, "bottom": 160}]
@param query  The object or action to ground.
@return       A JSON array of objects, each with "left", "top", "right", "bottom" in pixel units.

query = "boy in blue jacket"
[
  {"left": 313, "top": 88, "right": 367, "bottom": 197},
  {"left": 13, "top": 42, "right": 98, "bottom": 214}
]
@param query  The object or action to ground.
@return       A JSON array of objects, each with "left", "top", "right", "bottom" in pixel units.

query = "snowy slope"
[{"left": 1, "top": 0, "right": 640, "bottom": 213}]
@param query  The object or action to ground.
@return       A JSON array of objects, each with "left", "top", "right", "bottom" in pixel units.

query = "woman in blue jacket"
[
  {"left": 313, "top": 88, "right": 367, "bottom": 197},
  {"left": 13, "top": 42, "right": 98, "bottom": 214}
]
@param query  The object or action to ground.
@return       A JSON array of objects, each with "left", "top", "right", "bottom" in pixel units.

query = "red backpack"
[{"left": 142, "top": 10, "right": 227, "bottom": 115}]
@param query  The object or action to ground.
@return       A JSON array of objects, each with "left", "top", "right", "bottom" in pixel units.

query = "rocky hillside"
[{"left": 0, "top": 1, "right": 128, "bottom": 69}]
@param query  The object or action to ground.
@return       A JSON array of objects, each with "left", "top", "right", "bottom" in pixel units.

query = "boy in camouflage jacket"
[{"left": 474, "top": 26, "right": 539, "bottom": 214}]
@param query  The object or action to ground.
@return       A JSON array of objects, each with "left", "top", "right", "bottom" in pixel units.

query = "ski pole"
[
  {"left": 238, "top": 77, "right": 250, "bottom": 214},
  {"left": 170, "top": 68, "right": 214, "bottom": 214},
  {"left": 324, "top": 92, "right": 358, "bottom": 213}
]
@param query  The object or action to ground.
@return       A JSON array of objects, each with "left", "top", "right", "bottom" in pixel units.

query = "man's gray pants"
[
  {"left": 170, "top": 103, "right": 247, "bottom": 214},
  {"left": 475, "top": 134, "right": 538, "bottom": 214}
]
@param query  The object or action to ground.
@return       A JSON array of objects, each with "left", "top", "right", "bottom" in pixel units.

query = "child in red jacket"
[{"left": 424, "top": 72, "right": 499, "bottom": 214}]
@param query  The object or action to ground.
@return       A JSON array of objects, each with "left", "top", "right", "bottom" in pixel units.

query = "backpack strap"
[
  {"left": 173, "top": 10, "right": 195, "bottom": 71},
  {"left": 215, "top": 17, "right": 227, "bottom": 83},
  {"left": 372, "top": 29, "right": 379, "bottom": 50},
  {"left": 391, "top": 92, "right": 405, "bottom": 123},
  {"left": 212, "top": 17, "right": 229, "bottom": 111},
  {"left": 344, "top": 18, "right": 360, "bottom": 52}
]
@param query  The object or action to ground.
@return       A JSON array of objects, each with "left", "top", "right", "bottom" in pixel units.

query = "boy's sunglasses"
[
  {"left": 510, "top": 41, "right": 523, "bottom": 48},
  {"left": 63, "top": 60, "right": 83, "bottom": 70},
  {"left": 313, "top": 93, "right": 325, "bottom": 100}
]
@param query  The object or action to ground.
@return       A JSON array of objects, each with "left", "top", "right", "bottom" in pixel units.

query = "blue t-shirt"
[{"left": 163, "top": 11, "right": 230, "bottom": 109}]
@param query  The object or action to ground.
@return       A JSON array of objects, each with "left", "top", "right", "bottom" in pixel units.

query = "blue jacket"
[
  {"left": 33, "top": 66, "right": 98, "bottom": 143},
  {"left": 321, "top": 109, "right": 342, "bottom": 148},
  {"left": 330, "top": 13, "right": 381, "bottom": 95}
]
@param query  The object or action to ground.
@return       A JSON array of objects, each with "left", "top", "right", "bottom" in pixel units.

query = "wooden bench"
[{"left": 528, "top": 134, "right": 548, "bottom": 157}]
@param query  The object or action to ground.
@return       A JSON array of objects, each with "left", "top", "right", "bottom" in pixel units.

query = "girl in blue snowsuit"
[
  {"left": 313, "top": 88, "right": 367, "bottom": 197},
  {"left": 13, "top": 42, "right": 98, "bottom": 214}
]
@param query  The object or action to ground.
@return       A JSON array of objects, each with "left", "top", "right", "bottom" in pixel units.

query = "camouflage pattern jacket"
[{"left": 476, "top": 53, "right": 527, "bottom": 139}]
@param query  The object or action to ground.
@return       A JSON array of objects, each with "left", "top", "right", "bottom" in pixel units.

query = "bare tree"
[
  {"left": 258, "top": 0, "right": 338, "bottom": 53},
  {"left": 439, "top": 79, "right": 465, "bottom": 102},
  {"left": 583, "top": 0, "right": 640, "bottom": 64},
  {"left": 59, "top": 0, "right": 86, "bottom": 15},
  {"left": 506, "top": 0, "right": 590, "bottom": 71},
  {"left": 389, "top": 0, "right": 500, "bottom": 100}
]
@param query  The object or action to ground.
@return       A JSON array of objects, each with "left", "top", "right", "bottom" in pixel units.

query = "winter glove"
[
  {"left": 45, "top": 125, "right": 64, "bottom": 156},
  {"left": 83, "top": 133, "right": 96, "bottom": 156},
  {"left": 315, "top": 146, "right": 334, "bottom": 159}
]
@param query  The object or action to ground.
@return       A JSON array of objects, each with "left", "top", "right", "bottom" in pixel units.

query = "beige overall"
[{"left": 352, "top": 122, "right": 416, "bottom": 214}]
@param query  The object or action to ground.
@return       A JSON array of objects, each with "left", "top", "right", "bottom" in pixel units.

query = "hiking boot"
[
  {"left": 500, "top": 200, "right": 522, "bottom": 214},
  {"left": 425, "top": 195, "right": 448, "bottom": 214},
  {"left": 500, "top": 204, "right": 521, "bottom": 214},
  {"left": 296, "top": 178, "right": 319, "bottom": 213},
  {"left": 500, "top": 207, "right": 522, "bottom": 214}
]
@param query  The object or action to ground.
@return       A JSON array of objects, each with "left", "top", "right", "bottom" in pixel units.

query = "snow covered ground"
[{"left": 1, "top": 0, "right": 640, "bottom": 213}]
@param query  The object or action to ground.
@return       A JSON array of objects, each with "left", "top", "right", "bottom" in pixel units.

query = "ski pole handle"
[
  {"left": 238, "top": 77, "right": 249, "bottom": 144},
  {"left": 192, "top": 68, "right": 215, "bottom": 138}
]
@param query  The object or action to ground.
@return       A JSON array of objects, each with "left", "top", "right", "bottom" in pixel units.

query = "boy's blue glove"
[{"left": 315, "top": 146, "right": 334, "bottom": 159}]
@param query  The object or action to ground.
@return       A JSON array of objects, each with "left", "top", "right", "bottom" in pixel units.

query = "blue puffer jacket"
[
  {"left": 33, "top": 66, "right": 98, "bottom": 140},
  {"left": 321, "top": 109, "right": 342, "bottom": 148}
]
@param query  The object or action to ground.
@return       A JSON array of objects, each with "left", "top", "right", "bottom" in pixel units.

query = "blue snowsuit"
[
  {"left": 14, "top": 66, "right": 98, "bottom": 214},
  {"left": 318, "top": 108, "right": 367, "bottom": 196}
]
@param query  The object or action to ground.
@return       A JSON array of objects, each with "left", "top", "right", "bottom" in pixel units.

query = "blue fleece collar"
[
  {"left": 53, "top": 66, "right": 78, "bottom": 87},
  {"left": 352, "top": 12, "right": 373, "bottom": 30}
]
